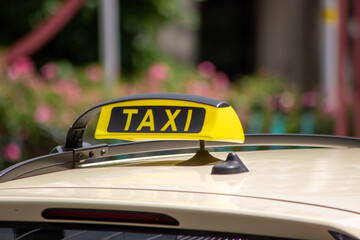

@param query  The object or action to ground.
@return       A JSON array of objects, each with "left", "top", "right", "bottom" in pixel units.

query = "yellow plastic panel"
[{"left": 95, "top": 98, "right": 244, "bottom": 143}]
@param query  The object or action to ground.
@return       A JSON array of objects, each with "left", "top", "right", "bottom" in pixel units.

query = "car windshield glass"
[{"left": 0, "top": 224, "right": 292, "bottom": 240}]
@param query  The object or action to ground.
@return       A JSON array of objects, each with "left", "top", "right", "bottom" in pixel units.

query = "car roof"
[
  {"left": 0, "top": 147, "right": 360, "bottom": 239},
  {"left": 1, "top": 147, "right": 359, "bottom": 213}
]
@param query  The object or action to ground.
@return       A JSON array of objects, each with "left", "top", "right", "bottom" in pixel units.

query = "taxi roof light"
[
  {"left": 64, "top": 93, "right": 244, "bottom": 149},
  {"left": 94, "top": 93, "right": 244, "bottom": 143},
  {"left": 49, "top": 93, "right": 245, "bottom": 173}
]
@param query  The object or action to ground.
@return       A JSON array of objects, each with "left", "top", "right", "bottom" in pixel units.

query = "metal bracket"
[
  {"left": 65, "top": 127, "right": 87, "bottom": 149},
  {"left": 74, "top": 144, "right": 109, "bottom": 163}
]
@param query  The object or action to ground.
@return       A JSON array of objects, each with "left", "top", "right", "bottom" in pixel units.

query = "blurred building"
[{"left": 158, "top": 0, "right": 322, "bottom": 90}]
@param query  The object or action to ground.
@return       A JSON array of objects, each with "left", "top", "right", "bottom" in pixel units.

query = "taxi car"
[{"left": 0, "top": 93, "right": 359, "bottom": 240}]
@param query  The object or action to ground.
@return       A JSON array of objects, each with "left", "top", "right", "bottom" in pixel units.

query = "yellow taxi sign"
[{"left": 95, "top": 93, "right": 244, "bottom": 143}]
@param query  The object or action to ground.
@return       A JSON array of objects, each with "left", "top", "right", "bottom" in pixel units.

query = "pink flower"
[
  {"left": 146, "top": 81, "right": 162, "bottom": 92},
  {"left": 323, "top": 101, "right": 337, "bottom": 115},
  {"left": 198, "top": 61, "right": 216, "bottom": 78},
  {"left": 301, "top": 91, "right": 317, "bottom": 108},
  {"left": 148, "top": 62, "right": 170, "bottom": 82},
  {"left": 85, "top": 64, "right": 103, "bottom": 82},
  {"left": 52, "top": 79, "right": 82, "bottom": 105},
  {"left": 212, "top": 72, "right": 229, "bottom": 89},
  {"left": 266, "top": 95, "right": 279, "bottom": 111},
  {"left": 185, "top": 81, "right": 212, "bottom": 97},
  {"left": 34, "top": 105, "right": 54, "bottom": 123},
  {"left": 7, "top": 56, "right": 35, "bottom": 80},
  {"left": 3, "top": 143, "right": 22, "bottom": 162},
  {"left": 41, "top": 62, "right": 58, "bottom": 80},
  {"left": 25, "top": 75, "right": 44, "bottom": 90},
  {"left": 279, "top": 91, "right": 295, "bottom": 112}
]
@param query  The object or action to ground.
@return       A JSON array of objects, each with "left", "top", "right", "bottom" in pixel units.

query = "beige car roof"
[
  {"left": 1, "top": 147, "right": 359, "bottom": 212},
  {"left": 0, "top": 147, "right": 360, "bottom": 239}
]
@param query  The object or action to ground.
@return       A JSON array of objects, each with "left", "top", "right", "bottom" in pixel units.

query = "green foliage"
[
  {"left": 0, "top": 56, "right": 335, "bottom": 168},
  {"left": 0, "top": 0, "right": 196, "bottom": 75},
  {"left": 0, "top": 57, "right": 106, "bottom": 167},
  {"left": 120, "top": 0, "right": 198, "bottom": 74}
]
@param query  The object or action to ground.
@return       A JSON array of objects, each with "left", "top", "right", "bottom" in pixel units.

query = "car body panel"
[
  {"left": 0, "top": 187, "right": 359, "bottom": 239},
  {"left": 1, "top": 148, "right": 359, "bottom": 213},
  {"left": 0, "top": 147, "right": 359, "bottom": 239}
]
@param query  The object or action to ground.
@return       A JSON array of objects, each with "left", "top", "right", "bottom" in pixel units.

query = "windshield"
[{"left": 0, "top": 223, "right": 292, "bottom": 240}]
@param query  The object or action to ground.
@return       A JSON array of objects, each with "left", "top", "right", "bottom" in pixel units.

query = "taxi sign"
[{"left": 94, "top": 93, "right": 244, "bottom": 143}]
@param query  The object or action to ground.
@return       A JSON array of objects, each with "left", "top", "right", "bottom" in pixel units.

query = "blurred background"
[{"left": 0, "top": 0, "right": 359, "bottom": 167}]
